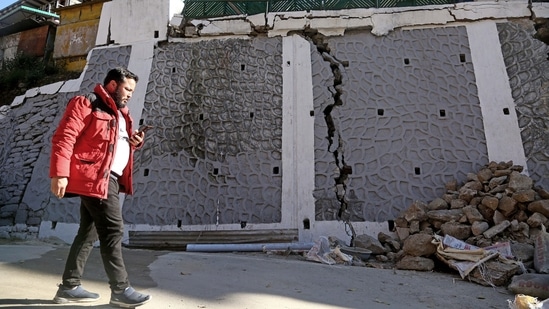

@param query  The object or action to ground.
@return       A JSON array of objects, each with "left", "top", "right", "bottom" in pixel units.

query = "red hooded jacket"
[{"left": 49, "top": 84, "right": 137, "bottom": 199}]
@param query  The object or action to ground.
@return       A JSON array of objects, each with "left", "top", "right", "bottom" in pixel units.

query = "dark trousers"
[{"left": 61, "top": 177, "right": 130, "bottom": 293}]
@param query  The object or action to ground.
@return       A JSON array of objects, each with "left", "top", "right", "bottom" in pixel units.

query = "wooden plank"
[{"left": 127, "top": 229, "right": 299, "bottom": 249}]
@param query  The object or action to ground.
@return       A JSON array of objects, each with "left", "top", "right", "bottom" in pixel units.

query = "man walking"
[{"left": 50, "top": 67, "right": 151, "bottom": 308}]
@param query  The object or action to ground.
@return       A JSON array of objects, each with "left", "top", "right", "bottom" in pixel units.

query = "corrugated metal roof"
[
  {"left": 182, "top": 0, "right": 463, "bottom": 19},
  {"left": 0, "top": 0, "right": 60, "bottom": 36}
]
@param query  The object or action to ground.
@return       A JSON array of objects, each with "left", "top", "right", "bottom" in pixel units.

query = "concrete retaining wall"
[{"left": 1, "top": 0, "right": 548, "bottom": 245}]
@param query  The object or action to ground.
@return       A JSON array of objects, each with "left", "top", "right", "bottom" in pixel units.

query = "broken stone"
[
  {"left": 519, "top": 222, "right": 530, "bottom": 238},
  {"left": 482, "top": 196, "right": 499, "bottom": 210},
  {"left": 498, "top": 196, "right": 518, "bottom": 217},
  {"left": 510, "top": 219, "right": 520, "bottom": 232},
  {"left": 377, "top": 232, "right": 393, "bottom": 244},
  {"left": 375, "top": 254, "right": 389, "bottom": 262},
  {"left": 477, "top": 204, "right": 495, "bottom": 222},
  {"left": 427, "top": 209, "right": 463, "bottom": 222},
  {"left": 528, "top": 200, "right": 549, "bottom": 218},
  {"left": 493, "top": 169, "right": 512, "bottom": 177},
  {"left": 488, "top": 176, "right": 507, "bottom": 189},
  {"left": 508, "top": 171, "right": 534, "bottom": 192},
  {"left": 462, "top": 206, "right": 484, "bottom": 223},
  {"left": 489, "top": 184, "right": 508, "bottom": 194},
  {"left": 513, "top": 210, "right": 529, "bottom": 223},
  {"left": 409, "top": 220, "right": 420, "bottom": 234},
  {"left": 464, "top": 180, "right": 483, "bottom": 191},
  {"left": 445, "top": 179, "right": 458, "bottom": 191},
  {"left": 511, "top": 165, "right": 524, "bottom": 173},
  {"left": 512, "top": 189, "right": 536, "bottom": 203},
  {"left": 428, "top": 198, "right": 448, "bottom": 210},
  {"left": 394, "top": 217, "right": 408, "bottom": 229},
  {"left": 450, "top": 199, "right": 467, "bottom": 209},
  {"left": 471, "top": 221, "right": 490, "bottom": 236},
  {"left": 442, "top": 193, "right": 458, "bottom": 204},
  {"left": 477, "top": 168, "right": 493, "bottom": 183},
  {"left": 527, "top": 212, "right": 548, "bottom": 228},
  {"left": 466, "top": 173, "right": 479, "bottom": 182},
  {"left": 403, "top": 201, "right": 428, "bottom": 222},
  {"left": 440, "top": 222, "right": 471, "bottom": 240},
  {"left": 458, "top": 188, "right": 477, "bottom": 203},
  {"left": 470, "top": 196, "right": 482, "bottom": 207},
  {"left": 395, "top": 227, "right": 410, "bottom": 241},
  {"left": 354, "top": 234, "right": 386, "bottom": 255},
  {"left": 396, "top": 255, "right": 435, "bottom": 271},
  {"left": 493, "top": 210, "right": 507, "bottom": 225},
  {"left": 468, "top": 260, "right": 520, "bottom": 286},
  {"left": 402, "top": 233, "right": 436, "bottom": 257},
  {"left": 536, "top": 187, "right": 549, "bottom": 199},
  {"left": 483, "top": 220, "right": 511, "bottom": 239}
]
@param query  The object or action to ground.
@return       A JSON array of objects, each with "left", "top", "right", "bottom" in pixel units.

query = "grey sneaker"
[
  {"left": 110, "top": 287, "right": 151, "bottom": 308},
  {"left": 53, "top": 284, "right": 100, "bottom": 303}
]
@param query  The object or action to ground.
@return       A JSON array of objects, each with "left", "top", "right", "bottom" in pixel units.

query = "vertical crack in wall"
[{"left": 302, "top": 29, "right": 357, "bottom": 242}]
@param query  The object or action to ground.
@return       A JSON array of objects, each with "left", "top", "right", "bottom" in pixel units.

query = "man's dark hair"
[{"left": 103, "top": 67, "right": 139, "bottom": 85}]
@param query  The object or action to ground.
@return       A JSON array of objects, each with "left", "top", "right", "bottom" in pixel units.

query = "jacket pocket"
[
  {"left": 84, "top": 111, "right": 114, "bottom": 142},
  {"left": 73, "top": 150, "right": 104, "bottom": 180}
]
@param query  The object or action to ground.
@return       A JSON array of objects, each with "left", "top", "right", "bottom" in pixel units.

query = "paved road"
[{"left": 0, "top": 240, "right": 514, "bottom": 308}]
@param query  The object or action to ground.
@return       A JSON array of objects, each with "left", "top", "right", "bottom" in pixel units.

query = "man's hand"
[
  {"left": 129, "top": 130, "right": 144, "bottom": 146},
  {"left": 51, "top": 177, "right": 68, "bottom": 199}
]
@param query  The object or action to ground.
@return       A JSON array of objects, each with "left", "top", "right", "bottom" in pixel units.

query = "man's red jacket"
[{"left": 49, "top": 84, "right": 137, "bottom": 199}]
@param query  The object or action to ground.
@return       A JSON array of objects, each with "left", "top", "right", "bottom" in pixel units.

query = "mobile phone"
[{"left": 138, "top": 125, "right": 154, "bottom": 134}]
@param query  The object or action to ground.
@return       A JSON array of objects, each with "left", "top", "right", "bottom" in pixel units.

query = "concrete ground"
[{"left": 0, "top": 239, "right": 515, "bottom": 309}]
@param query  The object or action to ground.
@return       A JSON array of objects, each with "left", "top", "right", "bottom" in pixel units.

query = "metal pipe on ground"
[{"left": 186, "top": 242, "right": 315, "bottom": 252}]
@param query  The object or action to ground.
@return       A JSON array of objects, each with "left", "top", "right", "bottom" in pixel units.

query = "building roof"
[{"left": 0, "top": 0, "right": 60, "bottom": 36}]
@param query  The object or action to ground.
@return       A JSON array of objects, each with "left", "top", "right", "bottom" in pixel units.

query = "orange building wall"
[{"left": 18, "top": 25, "right": 49, "bottom": 57}]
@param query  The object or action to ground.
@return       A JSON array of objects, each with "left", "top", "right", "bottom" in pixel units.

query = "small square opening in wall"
[
  {"left": 172, "top": 67, "right": 176, "bottom": 73},
  {"left": 460, "top": 54, "right": 466, "bottom": 63},
  {"left": 377, "top": 109, "right": 384, "bottom": 116},
  {"left": 177, "top": 220, "right": 182, "bottom": 228},
  {"left": 249, "top": 112, "right": 254, "bottom": 118},
  {"left": 414, "top": 167, "right": 421, "bottom": 175},
  {"left": 139, "top": 119, "right": 144, "bottom": 125},
  {"left": 240, "top": 221, "right": 247, "bottom": 228},
  {"left": 213, "top": 168, "right": 219, "bottom": 175},
  {"left": 439, "top": 109, "right": 446, "bottom": 117},
  {"left": 199, "top": 113, "right": 204, "bottom": 120},
  {"left": 154, "top": 30, "right": 159, "bottom": 38},
  {"left": 241, "top": 64, "right": 245, "bottom": 71},
  {"left": 144, "top": 169, "right": 149, "bottom": 177},
  {"left": 310, "top": 110, "right": 314, "bottom": 117},
  {"left": 51, "top": 221, "right": 57, "bottom": 229},
  {"left": 273, "top": 166, "right": 279, "bottom": 175},
  {"left": 404, "top": 58, "right": 410, "bottom": 65},
  {"left": 303, "top": 218, "right": 310, "bottom": 230},
  {"left": 503, "top": 108, "right": 510, "bottom": 115},
  {"left": 387, "top": 220, "right": 395, "bottom": 231}
]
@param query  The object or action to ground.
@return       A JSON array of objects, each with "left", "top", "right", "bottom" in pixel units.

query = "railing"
[{"left": 183, "top": 0, "right": 467, "bottom": 19}]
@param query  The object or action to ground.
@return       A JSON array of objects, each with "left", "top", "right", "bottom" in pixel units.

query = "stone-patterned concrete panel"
[
  {"left": 314, "top": 26, "right": 488, "bottom": 222},
  {"left": 79, "top": 46, "right": 133, "bottom": 91},
  {"left": 497, "top": 21, "right": 549, "bottom": 189},
  {"left": 125, "top": 38, "right": 284, "bottom": 226}
]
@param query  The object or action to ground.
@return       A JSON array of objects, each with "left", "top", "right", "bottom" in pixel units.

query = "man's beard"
[{"left": 113, "top": 87, "right": 126, "bottom": 109}]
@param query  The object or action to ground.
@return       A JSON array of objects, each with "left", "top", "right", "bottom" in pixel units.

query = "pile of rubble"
[{"left": 349, "top": 161, "right": 549, "bottom": 289}]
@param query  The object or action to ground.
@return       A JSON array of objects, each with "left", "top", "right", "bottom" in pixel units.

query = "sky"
[{"left": 0, "top": 0, "right": 16, "bottom": 10}]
